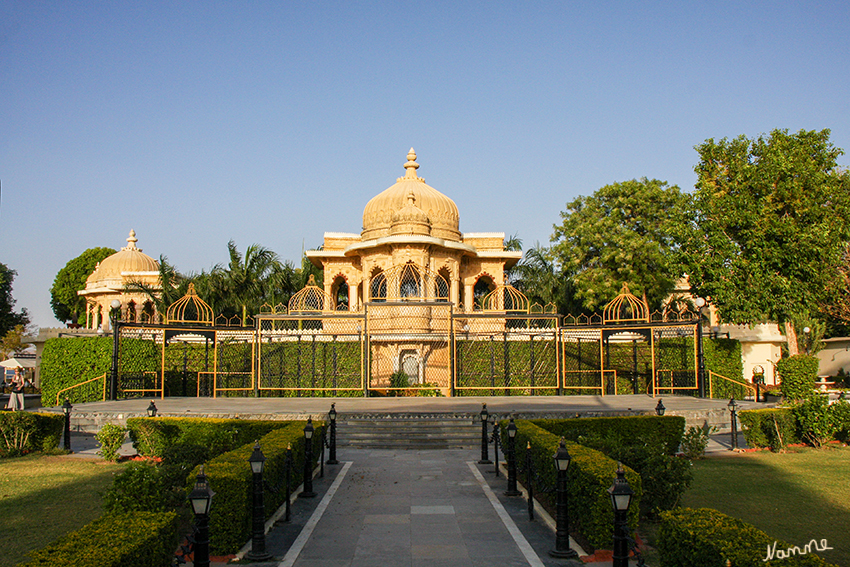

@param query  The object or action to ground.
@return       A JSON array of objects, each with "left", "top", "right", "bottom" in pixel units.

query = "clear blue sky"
[{"left": 2, "top": 1, "right": 849, "bottom": 328}]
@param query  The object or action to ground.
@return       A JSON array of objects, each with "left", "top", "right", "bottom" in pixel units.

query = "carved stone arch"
[
  {"left": 330, "top": 272, "right": 350, "bottom": 310},
  {"left": 473, "top": 273, "right": 497, "bottom": 310}
]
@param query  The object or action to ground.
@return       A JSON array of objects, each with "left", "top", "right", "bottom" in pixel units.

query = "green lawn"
[
  {"left": 0, "top": 454, "right": 125, "bottom": 567},
  {"left": 680, "top": 445, "right": 850, "bottom": 566}
]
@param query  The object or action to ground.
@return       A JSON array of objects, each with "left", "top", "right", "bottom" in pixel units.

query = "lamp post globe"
[{"left": 608, "top": 466, "right": 635, "bottom": 567}]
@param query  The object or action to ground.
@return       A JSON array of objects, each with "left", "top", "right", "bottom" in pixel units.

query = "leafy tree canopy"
[
  {"left": 0, "top": 263, "right": 30, "bottom": 337},
  {"left": 550, "top": 177, "right": 688, "bottom": 312},
  {"left": 682, "top": 129, "right": 850, "bottom": 330},
  {"left": 50, "top": 247, "right": 116, "bottom": 324}
]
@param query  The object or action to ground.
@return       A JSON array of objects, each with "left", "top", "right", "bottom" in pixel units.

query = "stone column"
[
  {"left": 464, "top": 283, "right": 473, "bottom": 313},
  {"left": 348, "top": 282, "right": 358, "bottom": 311}
]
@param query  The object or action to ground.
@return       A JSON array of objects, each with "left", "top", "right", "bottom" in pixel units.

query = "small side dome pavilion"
[{"left": 78, "top": 230, "right": 162, "bottom": 330}]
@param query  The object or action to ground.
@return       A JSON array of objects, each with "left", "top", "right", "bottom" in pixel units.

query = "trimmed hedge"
[
  {"left": 507, "top": 420, "right": 641, "bottom": 549},
  {"left": 738, "top": 408, "right": 801, "bottom": 450},
  {"left": 20, "top": 511, "right": 179, "bottom": 567},
  {"left": 777, "top": 355, "right": 819, "bottom": 401},
  {"left": 706, "top": 337, "right": 747, "bottom": 399},
  {"left": 126, "top": 417, "right": 291, "bottom": 458},
  {"left": 40, "top": 337, "right": 113, "bottom": 406},
  {"left": 0, "top": 411, "right": 64, "bottom": 457},
  {"left": 658, "top": 507, "right": 838, "bottom": 566},
  {"left": 188, "top": 420, "right": 325, "bottom": 555},
  {"left": 530, "top": 415, "right": 685, "bottom": 456}
]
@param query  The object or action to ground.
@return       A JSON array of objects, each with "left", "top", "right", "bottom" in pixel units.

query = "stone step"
[{"left": 335, "top": 417, "right": 482, "bottom": 449}]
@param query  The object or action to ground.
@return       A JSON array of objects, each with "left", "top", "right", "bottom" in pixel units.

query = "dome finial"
[
  {"left": 403, "top": 148, "right": 420, "bottom": 178},
  {"left": 123, "top": 229, "right": 140, "bottom": 251}
]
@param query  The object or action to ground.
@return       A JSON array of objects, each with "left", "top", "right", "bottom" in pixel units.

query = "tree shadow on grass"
[
  {"left": 0, "top": 454, "right": 124, "bottom": 567},
  {"left": 681, "top": 446, "right": 850, "bottom": 566}
]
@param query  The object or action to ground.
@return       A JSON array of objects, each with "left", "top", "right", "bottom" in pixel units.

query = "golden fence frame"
[{"left": 55, "top": 373, "right": 107, "bottom": 405}]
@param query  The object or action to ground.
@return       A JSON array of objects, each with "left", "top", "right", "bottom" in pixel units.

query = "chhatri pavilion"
[{"left": 305, "top": 149, "right": 522, "bottom": 311}]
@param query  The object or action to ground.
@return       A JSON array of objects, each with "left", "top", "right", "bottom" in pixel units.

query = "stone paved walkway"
[{"left": 218, "top": 448, "right": 594, "bottom": 567}]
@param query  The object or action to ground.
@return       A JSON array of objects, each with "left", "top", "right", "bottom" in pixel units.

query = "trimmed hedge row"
[
  {"left": 738, "top": 408, "right": 802, "bottom": 450},
  {"left": 658, "top": 507, "right": 838, "bottom": 566},
  {"left": 20, "top": 511, "right": 179, "bottom": 567},
  {"left": 507, "top": 420, "right": 641, "bottom": 549},
  {"left": 777, "top": 355, "right": 819, "bottom": 401},
  {"left": 126, "top": 417, "right": 291, "bottom": 458},
  {"left": 530, "top": 415, "right": 685, "bottom": 456},
  {"left": 0, "top": 411, "right": 64, "bottom": 457},
  {"left": 189, "top": 420, "right": 325, "bottom": 555}
]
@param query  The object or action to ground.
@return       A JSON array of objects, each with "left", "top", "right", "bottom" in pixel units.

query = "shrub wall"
[
  {"left": 738, "top": 408, "right": 801, "bottom": 450},
  {"left": 0, "top": 411, "right": 64, "bottom": 457},
  {"left": 777, "top": 355, "right": 819, "bottom": 401},
  {"left": 658, "top": 507, "right": 838, "bottom": 567},
  {"left": 188, "top": 420, "right": 325, "bottom": 555},
  {"left": 506, "top": 420, "right": 641, "bottom": 549},
  {"left": 20, "top": 511, "right": 178, "bottom": 567},
  {"left": 126, "top": 417, "right": 291, "bottom": 458},
  {"left": 40, "top": 337, "right": 112, "bottom": 406},
  {"left": 705, "top": 337, "right": 747, "bottom": 399},
  {"left": 530, "top": 415, "right": 685, "bottom": 455}
]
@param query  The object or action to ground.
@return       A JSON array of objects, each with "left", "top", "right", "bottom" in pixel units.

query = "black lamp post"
[
  {"left": 146, "top": 400, "right": 158, "bottom": 418},
  {"left": 301, "top": 419, "right": 316, "bottom": 497},
  {"left": 189, "top": 467, "right": 215, "bottom": 567},
  {"left": 728, "top": 398, "right": 739, "bottom": 450},
  {"left": 245, "top": 442, "right": 272, "bottom": 561},
  {"left": 608, "top": 465, "right": 635, "bottom": 567},
  {"left": 505, "top": 418, "right": 520, "bottom": 496},
  {"left": 655, "top": 399, "right": 665, "bottom": 416},
  {"left": 694, "top": 297, "right": 707, "bottom": 398},
  {"left": 327, "top": 403, "right": 338, "bottom": 465},
  {"left": 549, "top": 438, "right": 577, "bottom": 559},
  {"left": 479, "top": 403, "right": 491, "bottom": 464},
  {"left": 109, "top": 299, "right": 121, "bottom": 401},
  {"left": 62, "top": 398, "right": 73, "bottom": 452}
]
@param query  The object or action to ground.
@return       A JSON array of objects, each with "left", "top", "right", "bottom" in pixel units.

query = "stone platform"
[{"left": 34, "top": 394, "right": 768, "bottom": 435}]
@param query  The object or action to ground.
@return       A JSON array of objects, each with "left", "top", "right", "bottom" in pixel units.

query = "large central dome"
[{"left": 361, "top": 149, "right": 460, "bottom": 241}]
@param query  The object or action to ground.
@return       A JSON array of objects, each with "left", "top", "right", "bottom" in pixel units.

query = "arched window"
[
  {"left": 126, "top": 301, "right": 137, "bottom": 322},
  {"left": 370, "top": 271, "right": 387, "bottom": 302},
  {"left": 473, "top": 276, "right": 496, "bottom": 310},
  {"left": 331, "top": 276, "right": 349, "bottom": 310},
  {"left": 399, "top": 264, "right": 421, "bottom": 299}
]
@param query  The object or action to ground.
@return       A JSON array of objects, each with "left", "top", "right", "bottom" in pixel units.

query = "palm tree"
[{"left": 510, "top": 244, "right": 579, "bottom": 315}]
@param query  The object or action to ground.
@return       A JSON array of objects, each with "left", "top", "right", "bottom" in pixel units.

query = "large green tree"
[
  {"left": 550, "top": 178, "right": 688, "bottom": 312},
  {"left": 0, "top": 263, "right": 30, "bottom": 337},
  {"left": 683, "top": 128, "right": 850, "bottom": 353},
  {"left": 50, "top": 247, "right": 116, "bottom": 324}
]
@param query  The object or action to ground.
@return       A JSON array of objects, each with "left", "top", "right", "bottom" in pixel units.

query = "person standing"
[{"left": 8, "top": 368, "right": 25, "bottom": 411}]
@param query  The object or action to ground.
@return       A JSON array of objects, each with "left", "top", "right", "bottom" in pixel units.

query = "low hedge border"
[
  {"left": 189, "top": 420, "right": 325, "bottom": 555},
  {"left": 20, "top": 510, "right": 179, "bottom": 567},
  {"left": 126, "top": 417, "right": 291, "bottom": 458},
  {"left": 529, "top": 415, "right": 686, "bottom": 455},
  {"left": 0, "top": 411, "right": 65, "bottom": 457},
  {"left": 738, "top": 408, "right": 802, "bottom": 450},
  {"left": 505, "top": 420, "right": 641, "bottom": 550},
  {"left": 658, "top": 507, "right": 839, "bottom": 566}
]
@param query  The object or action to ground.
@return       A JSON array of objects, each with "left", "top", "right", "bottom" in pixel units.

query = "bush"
[
  {"left": 680, "top": 424, "right": 716, "bottom": 459},
  {"left": 102, "top": 461, "right": 167, "bottom": 513},
  {"left": 21, "top": 511, "right": 178, "bottom": 567},
  {"left": 507, "top": 420, "right": 641, "bottom": 549},
  {"left": 777, "top": 355, "right": 819, "bottom": 401},
  {"left": 188, "top": 420, "right": 325, "bottom": 555},
  {"left": 0, "top": 411, "right": 64, "bottom": 457},
  {"left": 531, "top": 415, "right": 685, "bottom": 456},
  {"left": 126, "top": 417, "right": 290, "bottom": 458},
  {"left": 792, "top": 393, "right": 839, "bottom": 448},
  {"left": 613, "top": 442, "right": 693, "bottom": 520},
  {"left": 95, "top": 423, "right": 126, "bottom": 462},
  {"left": 738, "top": 408, "right": 801, "bottom": 451},
  {"left": 831, "top": 399, "right": 850, "bottom": 443},
  {"left": 658, "top": 507, "right": 838, "bottom": 566}
]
